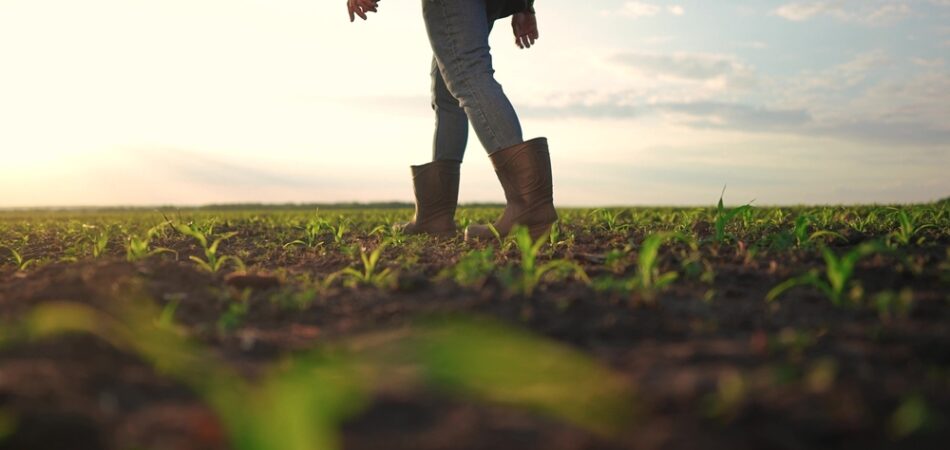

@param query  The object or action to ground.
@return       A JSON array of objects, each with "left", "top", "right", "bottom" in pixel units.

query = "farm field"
[{"left": 0, "top": 201, "right": 948, "bottom": 450}]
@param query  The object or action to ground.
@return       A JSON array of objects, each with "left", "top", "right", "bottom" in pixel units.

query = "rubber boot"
[
  {"left": 393, "top": 160, "right": 461, "bottom": 237},
  {"left": 464, "top": 137, "right": 557, "bottom": 241}
]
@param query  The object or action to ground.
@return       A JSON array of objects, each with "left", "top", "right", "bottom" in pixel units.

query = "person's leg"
[
  {"left": 431, "top": 55, "right": 468, "bottom": 162},
  {"left": 392, "top": 55, "right": 467, "bottom": 237},
  {"left": 422, "top": 0, "right": 524, "bottom": 155}
]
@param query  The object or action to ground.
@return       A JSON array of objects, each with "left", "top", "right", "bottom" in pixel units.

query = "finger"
[
  {"left": 357, "top": 6, "right": 368, "bottom": 20},
  {"left": 515, "top": 35, "right": 524, "bottom": 49},
  {"left": 359, "top": 0, "right": 377, "bottom": 12},
  {"left": 348, "top": 3, "right": 355, "bottom": 22}
]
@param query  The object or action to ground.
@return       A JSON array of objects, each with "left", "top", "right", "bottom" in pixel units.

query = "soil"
[{"left": 0, "top": 227, "right": 947, "bottom": 450}]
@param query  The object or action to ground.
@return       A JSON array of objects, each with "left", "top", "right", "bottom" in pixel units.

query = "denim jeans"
[{"left": 422, "top": 0, "right": 525, "bottom": 162}]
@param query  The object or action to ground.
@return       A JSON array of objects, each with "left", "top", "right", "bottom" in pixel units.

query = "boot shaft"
[
  {"left": 409, "top": 160, "right": 461, "bottom": 227},
  {"left": 489, "top": 138, "right": 556, "bottom": 220}
]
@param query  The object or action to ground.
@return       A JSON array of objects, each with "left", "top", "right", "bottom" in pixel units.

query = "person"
[{"left": 348, "top": 0, "right": 557, "bottom": 241}]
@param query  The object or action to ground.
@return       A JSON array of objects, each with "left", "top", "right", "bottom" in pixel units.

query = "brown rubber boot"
[
  {"left": 393, "top": 160, "right": 461, "bottom": 237},
  {"left": 464, "top": 137, "right": 558, "bottom": 242}
]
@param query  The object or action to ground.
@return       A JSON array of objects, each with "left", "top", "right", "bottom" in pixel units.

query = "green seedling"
[
  {"left": 873, "top": 288, "right": 914, "bottom": 322},
  {"left": 487, "top": 222, "right": 505, "bottom": 247},
  {"left": 269, "top": 287, "right": 320, "bottom": 312},
  {"left": 172, "top": 222, "right": 245, "bottom": 274},
  {"left": 283, "top": 217, "right": 326, "bottom": 249},
  {"left": 792, "top": 214, "right": 846, "bottom": 247},
  {"left": 1, "top": 247, "right": 35, "bottom": 271},
  {"left": 702, "top": 370, "right": 745, "bottom": 422},
  {"left": 126, "top": 223, "right": 177, "bottom": 262},
  {"left": 592, "top": 232, "right": 696, "bottom": 301},
  {"left": 846, "top": 210, "right": 878, "bottom": 234},
  {"left": 219, "top": 288, "right": 252, "bottom": 332},
  {"left": 370, "top": 223, "right": 408, "bottom": 246},
  {"left": 635, "top": 233, "right": 696, "bottom": 292},
  {"left": 888, "top": 394, "right": 933, "bottom": 439},
  {"left": 77, "top": 225, "right": 112, "bottom": 259},
  {"left": 591, "top": 208, "right": 631, "bottom": 233},
  {"left": 889, "top": 209, "right": 936, "bottom": 246},
  {"left": 326, "top": 240, "right": 396, "bottom": 289},
  {"left": 546, "top": 220, "right": 575, "bottom": 253},
  {"left": 766, "top": 241, "right": 888, "bottom": 306},
  {"left": 92, "top": 228, "right": 110, "bottom": 258},
  {"left": 714, "top": 187, "right": 753, "bottom": 244},
  {"left": 604, "top": 247, "right": 631, "bottom": 274},
  {"left": 156, "top": 298, "right": 181, "bottom": 330},
  {"left": 328, "top": 216, "right": 350, "bottom": 246},
  {"left": 506, "top": 225, "right": 589, "bottom": 298},
  {"left": 440, "top": 248, "right": 496, "bottom": 288},
  {"left": 5, "top": 301, "right": 636, "bottom": 450}
]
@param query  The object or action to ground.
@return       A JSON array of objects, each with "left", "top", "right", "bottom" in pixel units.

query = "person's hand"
[
  {"left": 348, "top": 0, "right": 379, "bottom": 22},
  {"left": 511, "top": 11, "right": 539, "bottom": 49}
]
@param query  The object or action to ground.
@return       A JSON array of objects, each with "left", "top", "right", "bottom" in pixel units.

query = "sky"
[{"left": 1, "top": 0, "right": 948, "bottom": 208}]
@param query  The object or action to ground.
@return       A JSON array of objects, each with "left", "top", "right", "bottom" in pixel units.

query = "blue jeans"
[{"left": 423, "top": 0, "right": 525, "bottom": 162}]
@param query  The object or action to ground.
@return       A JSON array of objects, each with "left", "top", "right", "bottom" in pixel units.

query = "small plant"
[
  {"left": 325, "top": 240, "right": 396, "bottom": 289},
  {"left": 486, "top": 222, "right": 505, "bottom": 247},
  {"left": 172, "top": 221, "right": 245, "bottom": 273},
  {"left": 792, "top": 214, "right": 846, "bottom": 247},
  {"left": 370, "top": 222, "right": 408, "bottom": 246},
  {"left": 604, "top": 247, "right": 631, "bottom": 274},
  {"left": 635, "top": 233, "right": 695, "bottom": 293},
  {"left": 440, "top": 248, "right": 496, "bottom": 288},
  {"left": 888, "top": 394, "right": 933, "bottom": 439},
  {"left": 77, "top": 225, "right": 112, "bottom": 258},
  {"left": 503, "top": 226, "right": 589, "bottom": 298},
  {"left": 714, "top": 187, "right": 753, "bottom": 244},
  {"left": 283, "top": 217, "right": 326, "bottom": 249},
  {"left": 328, "top": 216, "right": 350, "bottom": 246},
  {"left": 1, "top": 246, "right": 35, "bottom": 271},
  {"left": 846, "top": 210, "right": 878, "bottom": 234},
  {"left": 592, "top": 232, "right": 695, "bottom": 302},
  {"left": 766, "top": 242, "right": 888, "bottom": 306},
  {"left": 889, "top": 209, "right": 936, "bottom": 246},
  {"left": 9, "top": 301, "right": 636, "bottom": 450},
  {"left": 126, "top": 223, "right": 177, "bottom": 262},
  {"left": 269, "top": 286, "right": 320, "bottom": 312},
  {"left": 94, "top": 228, "right": 110, "bottom": 258},
  {"left": 219, "top": 288, "right": 253, "bottom": 332},
  {"left": 873, "top": 288, "right": 914, "bottom": 322},
  {"left": 591, "top": 209, "right": 631, "bottom": 233},
  {"left": 155, "top": 297, "right": 182, "bottom": 330}
]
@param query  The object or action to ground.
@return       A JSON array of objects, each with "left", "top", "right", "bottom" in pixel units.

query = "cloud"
[
  {"left": 613, "top": 2, "right": 685, "bottom": 19},
  {"left": 521, "top": 93, "right": 811, "bottom": 130},
  {"left": 140, "top": 148, "right": 315, "bottom": 188},
  {"left": 774, "top": 1, "right": 912, "bottom": 25},
  {"left": 619, "top": 1, "right": 661, "bottom": 18},
  {"left": 610, "top": 51, "right": 752, "bottom": 81},
  {"left": 522, "top": 90, "right": 950, "bottom": 146},
  {"left": 820, "top": 119, "right": 950, "bottom": 146},
  {"left": 659, "top": 102, "right": 813, "bottom": 130}
]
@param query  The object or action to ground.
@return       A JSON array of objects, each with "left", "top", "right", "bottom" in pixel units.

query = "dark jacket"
[{"left": 487, "top": 0, "right": 535, "bottom": 20}]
